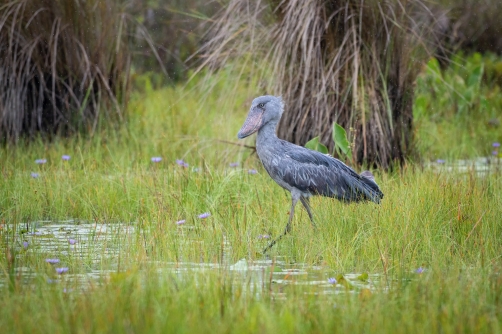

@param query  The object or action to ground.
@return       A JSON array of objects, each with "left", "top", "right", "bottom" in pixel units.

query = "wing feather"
[{"left": 270, "top": 141, "right": 383, "bottom": 203}]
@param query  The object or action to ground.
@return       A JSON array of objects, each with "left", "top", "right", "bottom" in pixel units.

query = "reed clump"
[
  {"left": 199, "top": 0, "right": 449, "bottom": 168},
  {"left": 0, "top": 0, "right": 131, "bottom": 143},
  {"left": 128, "top": 0, "right": 221, "bottom": 82}
]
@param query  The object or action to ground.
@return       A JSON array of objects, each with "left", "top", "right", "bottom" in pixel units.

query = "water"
[
  {"left": 427, "top": 156, "right": 501, "bottom": 175},
  {"left": 2, "top": 220, "right": 382, "bottom": 296},
  {"left": 19, "top": 219, "right": 134, "bottom": 262}
]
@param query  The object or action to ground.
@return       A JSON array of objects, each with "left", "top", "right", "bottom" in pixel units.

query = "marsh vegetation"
[{"left": 1, "top": 1, "right": 502, "bottom": 333}]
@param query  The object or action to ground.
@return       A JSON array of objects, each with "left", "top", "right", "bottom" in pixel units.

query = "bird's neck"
[{"left": 256, "top": 121, "right": 278, "bottom": 146}]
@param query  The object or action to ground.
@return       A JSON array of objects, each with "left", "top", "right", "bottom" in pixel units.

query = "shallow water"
[
  {"left": 426, "top": 156, "right": 501, "bottom": 175},
  {"left": 18, "top": 220, "right": 134, "bottom": 262},
  {"left": 3, "top": 220, "right": 382, "bottom": 296}
]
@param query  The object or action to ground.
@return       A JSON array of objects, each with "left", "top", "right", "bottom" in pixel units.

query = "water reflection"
[
  {"left": 4, "top": 220, "right": 382, "bottom": 296},
  {"left": 19, "top": 220, "right": 134, "bottom": 262}
]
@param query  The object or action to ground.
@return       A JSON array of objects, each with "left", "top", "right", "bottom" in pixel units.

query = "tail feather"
[
  {"left": 359, "top": 171, "right": 384, "bottom": 203},
  {"left": 360, "top": 171, "right": 375, "bottom": 182}
]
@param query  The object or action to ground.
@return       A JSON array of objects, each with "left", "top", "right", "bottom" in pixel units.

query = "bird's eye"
[{"left": 258, "top": 103, "right": 265, "bottom": 108}]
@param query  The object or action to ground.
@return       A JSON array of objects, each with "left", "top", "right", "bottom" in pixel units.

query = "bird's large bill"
[{"left": 237, "top": 108, "right": 264, "bottom": 139}]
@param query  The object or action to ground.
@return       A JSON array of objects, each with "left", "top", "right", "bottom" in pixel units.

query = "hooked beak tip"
[
  {"left": 237, "top": 132, "right": 247, "bottom": 139},
  {"left": 238, "top": 107, "right": 263, "bottom": 139}
]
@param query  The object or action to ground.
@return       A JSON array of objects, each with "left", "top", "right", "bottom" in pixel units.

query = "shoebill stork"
[{"left": 237, "top": 95, "right": 384, "bottom": 253}]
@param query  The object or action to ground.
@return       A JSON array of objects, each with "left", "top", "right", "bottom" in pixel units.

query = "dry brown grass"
[
  {"left": 443, "top": 0, "right": 502, "bottom": 55},
  {"left": 128, "top": 0, "right": 221, "bottom": 82},
  {"left": 0, "top": 0, "right": 131, "bottom": 142},
  {"left": 197, "top": 0, "right": 450, "bottom": 168}
]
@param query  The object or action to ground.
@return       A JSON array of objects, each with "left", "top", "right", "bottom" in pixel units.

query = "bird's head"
[{"left": 237, "top": 95, "right": 283, "bottom": 139}]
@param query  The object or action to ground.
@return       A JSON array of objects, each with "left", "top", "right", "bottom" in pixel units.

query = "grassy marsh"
[{"left": 1, "top": 66, "right": 502, "bottom": 333}]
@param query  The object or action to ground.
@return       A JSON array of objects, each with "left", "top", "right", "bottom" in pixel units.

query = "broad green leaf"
[
  {"left": 305, "top": 136, "right": 328, "bottom": 154},
  {"left": 480, "top": 97, "right": 489, "bottom": 113},
  {"left": 335, "top": 274, "right": 354, "bottom": 290},
  {"left": 426, "top": 57, "right": 442, "bottom": 84},
  {"left": 463, "top": 87, "right": 474, "bottom": 105},
  {"left": 457, "top": 99, "right": 468, "bottom": 115},
  {"left": 413, "top": 95, "right": 428, "bottom": 118},
  {"left": 332, "top": 122, "right": 352, "bottom": 159},
  {"left": 357, "top": 273, "right": 369, "bottom": 282},
  {"left": 427, "top": 57, "right": 441, "bottom": 75},
  {"left": 467, "top": 63, "right": 483, "bottom": 88}
]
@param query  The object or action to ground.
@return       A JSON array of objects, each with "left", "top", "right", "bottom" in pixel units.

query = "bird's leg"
[
  {"left": 300, "top": 197, "right": 316, "bottom": 229},
  {"left": 262, "top": 196, "right": 298, "bottom": 254}
]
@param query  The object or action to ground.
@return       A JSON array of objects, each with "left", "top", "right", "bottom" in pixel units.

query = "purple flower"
[
  {"left": 35, "top": 159, "right": 47, "bottom": 164},
  {"left": 415, "top": 267, "right": 425, "bottom": 274},
  {"left": 328, "top": 277, "right": 337, "bottom": 284},
  {"left": 176, "top": 220, "right": 186, "bottom": 225},
  {"left": 23, "top": 241, "right": 29, "bottom": 249},
  {"left": 68, "top": 239, "right": 76, "bottom": 245},
  {"left": 493, "top": 142, "right": 500, "bottom": 148},
  {"left": 55, "top": 267, "right": 69, "bottom": 274},
  {"left": 62, "top": 155, "right": 71, "bottom": 161},
  {"left": 248, "top": 169, "right": 258, "bottom": 174},
  {"left": 436, "top": 159, "right": 445, "bottom": 164},
  {"left": 46, "top": 258, "right": 60, "bottom": 264},
  {"left": 176, "top": 159, "right": 189, "bottom": 168},
  {"left": 198, "top": 212, "right": 211, "bottom": 219},
  {"left": 257, "top": 234, "right": 270, "bottom": 239},
  {"left": 31, "top": 172, "right": 39, "bottom": 178},
  {"left": 229, "top": 162, "right": 239, "bottom": 167},
  {"left": 492, "top": 151, "right": 499, "bottom": 156},
  {"left": 151, "top": 157, "right": 162, "bottom": 163}
]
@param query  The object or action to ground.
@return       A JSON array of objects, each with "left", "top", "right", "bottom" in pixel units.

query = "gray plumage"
[{"left": 238, "top": 95, "right": 384, "bottom": 253}]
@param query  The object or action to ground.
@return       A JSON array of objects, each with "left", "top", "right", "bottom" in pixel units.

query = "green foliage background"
[{"left": 414, "top": 53, "right": 502, "bottom": 159}]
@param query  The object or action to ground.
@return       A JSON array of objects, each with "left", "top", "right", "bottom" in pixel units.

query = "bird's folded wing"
[{"left": 273, "top": 146, "right": 382, "bottom": 202}]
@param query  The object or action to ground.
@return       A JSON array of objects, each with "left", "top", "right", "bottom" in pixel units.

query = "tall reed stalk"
[
  {"left": 198, "top": 0, "right": 446, "bottom": 168},
  {"left": 0, "top": 0, "right": 131, "bottom": 142}
]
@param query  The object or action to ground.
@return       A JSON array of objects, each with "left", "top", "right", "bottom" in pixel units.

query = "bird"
[{"left": 237, "top": 95, "right": 384, "bottom": 253}]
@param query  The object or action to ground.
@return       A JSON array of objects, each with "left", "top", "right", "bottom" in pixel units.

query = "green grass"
[
  {"left": 1, "top": 65, "right": 502, "bottom": 333},
  {"left": 414, "top": 53, "right": 502, "bottom": 160}
]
